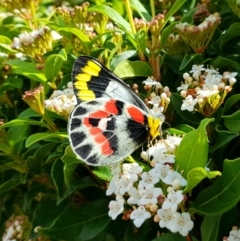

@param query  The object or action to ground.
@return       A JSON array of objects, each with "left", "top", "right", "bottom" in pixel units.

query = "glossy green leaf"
[
  {"left": 223, "top": 94, "right": 240, "bottom": 114},
  {"left": 209, "top": 125, "right": 239, "bottom": 153},
  {"left": 113, "top": 60, "right": 152, "bottom": 78},
  {"left": 164, "top": 0, "right": 187, "bottom": 28},
  {"left": 88, "top": 5, "right": 131, "bottom": 31},
  {"left": 129, "top": 0, "right": 151, "bottom": 21},
  {"left": 212, "top": 57, "right": 240, "bottom": 72},
  {"left": 179, "top": 54, "right": 204, "bottom": 70},
  {"left": 57, "top": 27, "right": 91, "bottom": 54},
  {"left": 110, "top": 50, "right": 137, "bottom": 70},
  {"left": 92, "top": 167, "right": 112, "bottom": 181},
  {"left": 161, "top": 22, "right": 177, "bottom": 49},
  {"left": 7, "top": 60, "right": 47, "bottom": 83},
  {"left": 0, "top": 173, "right": 27, "bottom": 195},
  {"left": 175, "top": 118, "right": 214, "bottom": 177},
  {"left": 222, "top": 110, "right": 240, "bottom": 132},
  {"left": 200, "top": 215, "right": 220, "bottom": 241},
  {"left": 191, "top": 158, "right": 240, "bottom": 215},
  {"left": 61, "top": 145, "right": 82, "bottom": 165},
  {"left": 44, "top": 49, "right": 67, "bottom": 82},
  {"left": 52, "top": 157, "right": 65, "bottom": 198},
  {"left": 39, "top": 199, "right": 111, "bottom": 240},
  {"left": 25, "top": 132, "right": 68, "bottom": 148},
  {"left": 125, "top": 221, "right": 150, "bottom": 241},
  {"left": 219, "top": 22, "right": 240, "bottom": 50},
  {"left": 183, "top": 167, "right": 221, "bottom": 193},
  {"left": 1, "top": 119, "right": 49, "bottom": 129},
  {"left": 152, "top": 233, "right": 186, "bottom": 241},
  {"left": 18, "top": 108, "right": 41, "bottom": 119}
]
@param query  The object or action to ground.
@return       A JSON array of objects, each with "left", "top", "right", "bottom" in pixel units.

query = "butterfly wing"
[
  {"left": 71, "top": 55, "right": 150, "bottom": 113},
  {"left": 68, "top": 98, "right": 150, "bottom": 166}
]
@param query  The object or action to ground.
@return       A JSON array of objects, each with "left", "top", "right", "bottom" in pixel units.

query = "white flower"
[
  {"left": 223, "top": 72, "right": 237, "bottom": 79},
  {"left": 51, "top": 30, "right": 62, "bottom": 40},
  {"left": 171, "top": 212, "right": 194, "bottom": 236},
  {"left": 157, "top": 208, "right": 175, "bottom": 229},
  {"left": 138, "top": 172, "right": 160, "bottom": 189},
  {"left": 138, "top": 184, "right": 162, "bottom": 205},
  {"left": 177, "top": 83, "right": 189, "bottom": 91},
  {"left": 130, "top": 206, "right": 151, "bottom": 228},
  {"left": 106, "top": 174, "right": 120, "bottom": 196},
  {"left": 108, "top": 198, "right": 124, "bottom": 220},
  {"left": 127, "top": 187, "right": 141, "bottom": 205},
  {"left": 19, "top": 32, "right": 34, "bottom": 45},
  {"left": 148, "top": 96, "right": 161, "bottom": 107},
  {"left": 162, "top": 169, "right": 187, "bottom": 187},
  {"left": 114, "top": 174, "right": 134, "bottom": 195},
  {"left": 122, "top": 163, "right": 142, "bottom": 181},
  {"left": 109, "top": 163, "right": 121, "bottom": 175},
  {"left": 149, "top": 106, "right": 164, "bottom": 118},
  {"left": 175, "top": 22, "right": 188, "bottom": 31},
  {"left": 150, "top": 163, "right": 171, "bottom": 181},
  {"left": 189, "top": 64, "right": 205, "bottom": 80},
  {"left": 143, "top": 77, "right": 161, "bottom": 86},
  {"left": 204, "top": 72, "right": 222, "bottom": 86},
  {"left": 181, "top": 95, "right": 198, "bottom": 112},
  {"left": 164, "top": 135, "right": 182, "bottom": 153},
  {"left": 162, "top": 190, "right": 184, "bottom": 212}
]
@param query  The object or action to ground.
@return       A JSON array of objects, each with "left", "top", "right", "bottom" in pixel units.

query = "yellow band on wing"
[
  {"left": 75, "top": 73, "right": 92, "bottom": 82},
  {"left": 77, "top": 90, "right": 95, "bottom": 101},
  {"left": 82, "top": 61, "right": 101, "bottom": 76}
]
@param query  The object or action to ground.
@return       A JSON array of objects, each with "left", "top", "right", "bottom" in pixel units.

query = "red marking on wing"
[
  {"left": 89, "top": 110, "right": 109, "bottom": 118},
  {"left": 127, "top": 106, "right": 145, "bottom": 123},
  {"left": 83, "top": 118, "right": 91, "bottom": 127},
  {"left": 89, "top": 128, "right": 114, "bottom": 156},
  {"left": 104, "top": 99, "right": 119, "bottom": 115}
]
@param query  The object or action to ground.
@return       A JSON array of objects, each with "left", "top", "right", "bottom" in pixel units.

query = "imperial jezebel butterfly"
[{"left": 68, "top": 56, "right": 161, "bottom": 166}]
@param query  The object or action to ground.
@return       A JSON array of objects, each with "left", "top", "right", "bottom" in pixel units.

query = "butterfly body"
[{"left": 68, "top": 56, "right": 161, "bottom": 166}]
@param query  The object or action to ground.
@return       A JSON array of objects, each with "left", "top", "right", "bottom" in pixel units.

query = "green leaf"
[
  {"left": 0, "top": 173, "right": 27, "bottom": 195},
  {"left": 200, "top": 215, "right": 220, "bottom": 241},
  {"left": 0, "top": 35, "right": 12, "bottom": 44},
  {"left": 161, "top": 22, "right": 177, "bottom": 49},
  {"left": 222, "top": 110, "right": 240, "bottom": 132},
  {"left": 88, "top": 5, "right": 131, "bottom": 31},
  {"left": 223, "top": 94, "right": 240, "bottom": 114},
  {"left": 175, "top": 118, "right": 214, "bottom": 177},
  {"left": 61, "top": 145, "right": 82, "bottom": 166},
  {"left": 219, "top": 22, "right": 240, "bottom": 50},
  {"left": 183, "top": 167, "right": 221, "bottom": 193},
  {"left": 129, "top": 0, "right": 151, "bottom": 21},
  {"left": 170, "top": 93, "right": 201, "bottom": 125},
  {"left": 52, "top": 157, "right": 65, "bottom": 198},
  {"left": 209, "top": 125, "right": 239, "bottom": 153},
  {"left": 179, "top": 54, "right": 204, "bottom": 71},
  {"left": 212, "top": 57, "right": 240, "bottom": 72},
  {"left": 125, "top": 221, "right": 150, "bottom": 241},
  {"left": 110, "top": 50, "right": 137, "bottom": 70},
  {"left": 1, "top": 119, "right": 49, "bottom": 129},
  {"left": 44, "top": 49, "right": 67, "bottom": 82},
  {"left": 56, "top": 27, "right": 91, "bottom": 54},
  {"left": 25, "top": 132, "right": 68, "bottom": 148},
  {"left": 18, "top": 108, "right": 41, "bottom": 119},
  {"left": 152, "top": 233, "right": 186, "bottom": 241},
  {"left": 164, "top": 0, "right": 187, "bottom": 28},
  {"left": 39, "top": 199, "right": 111, "bottom": 240},
  {"left": 7, "top": 60, "right": 47, "bottom": 83},
  {"left": 135, "top": 29, "right": 147, "bottom": 55},
  {"left": 113, "top": 60, "right": 152, "bottom": 78},
  {"left": 191, "top": 158, "right": 240, "bottom": 215},
  {"left": 92, "top": 167, "right": 112, "bottom": 181}
]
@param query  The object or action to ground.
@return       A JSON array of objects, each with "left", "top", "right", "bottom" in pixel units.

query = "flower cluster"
[
  {"left": 178, "top": 64, "right": 237, "bottom": 116},
  {"left": 106, "top": 136, "right": 194, "bottom": 237},
  {"left": 142, "top": 77, "right": 171, "bottom": 118},
  {"left": 175, "top": 13, "right": 221, "bottom": 53},
  {"left": 44, "top": 82, "right": 77, "bottom": 119},
  {"left": 0, "top": 0, "right": 40, "bottom": 20},
  {"left": 22, "top": 85, "right": 45, "bottom": 115},
  {"left": 2, "top": 215, "right": 31, "bottom": 241},
  {"left": 11, "top": 27, "right": 61, "bottom": 61},
  {"left": 224, "top": 226, "right": 240, "bottom": 241}
]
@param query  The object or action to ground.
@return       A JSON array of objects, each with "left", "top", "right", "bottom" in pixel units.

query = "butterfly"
[{"left": 68, "top": 56, "right": 162, "bottom": 166}]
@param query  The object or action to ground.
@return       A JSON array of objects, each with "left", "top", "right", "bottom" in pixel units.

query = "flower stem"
[
  {"left": 150, "top": 0, "right": 155, "bottom": 17},
  {"left": 123, "top": 0, "right": 136, "bottom": 34}
]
